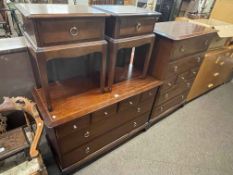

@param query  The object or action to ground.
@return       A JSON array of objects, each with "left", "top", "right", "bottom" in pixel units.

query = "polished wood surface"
[
  {"left": 16, "top": 4, "right": 108, "bottom": 18},
  {"left": 187, "top": 47, "right": 233, "bottom": 101},
  {"left": 154, "top": 21, "right": 216, "bottom": 40},
  {"left": 94, "top": 5, "right": 160, "bottom": 16},
  {"left": 33, "top": 76, "right": 162, "bottom": 128}
]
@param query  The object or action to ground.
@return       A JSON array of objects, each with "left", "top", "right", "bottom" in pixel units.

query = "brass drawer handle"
[
  {"left": 70, "top": 26, "right": 78, "bottom": 37},
  {"left": 160, "top": 106, "right": 164, "bottom": 112},
  {"left": 174, "top": 66, "right": 178, "bottom": 72},
  {"left": 187, "top": 82, "right": 191, "bottom": 87},
  {"left": 129, "top": 101, "right": 133, "bottom": 105},
  {"left": 85, "top": 147, "right": 90, "bottom": 154},
  {"left": 149, "top": 92, "right": 153, "bottom": 96},
  {"left": 165, "top": 93, "right": 169, "bottom": 99},
  {"left": 167, "top": 82, "right": 172, "bottom": 87},
  {"left": 133, "top": 122, "right": 137, "bottom": 128},
  {"left": 73, "top": 124, "right": 78, "bottom": 130},
  {"left": 180, "top": 76, "right": 185, "bottom": 80},
  {"left": 215, "top": 56, "right": 221, "bottom": 64},
  {"left": 137, "top": 107, "right": 141, "bottom": 113},
  {"left": 181, "top": 95, "right": 184, "bottom": 99},
  {"left": 192, "top": 71, "right": 197, "bottom": 75},
  {"left": 208, "top": 83, "right": 214, "bottom": 88},
  {"left": 220, "top": 61, "right": 225, "bottom": 66},
  {"left": 136, "top": 22, "right": 142, "bottom": 32},
  {"left": 204, "top": 40, "right": 209, "bottom": 46},
  {"left": 104, "top": 111, "right": 108, "bottom": 116},
  {"left": 196, "top": 56, "right": 201, "bottom": 63},
  {"left": 180, "top": 46, "right": 185, "bottom": 52},
  {"left": 84, "top": 131, "right": 90, "bottom": 138},
  {"left": 213, "top": 72, "right": 220, "bottom": 77}
]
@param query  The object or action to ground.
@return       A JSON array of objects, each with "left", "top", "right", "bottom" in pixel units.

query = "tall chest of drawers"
[
  {"left": 17, "top": 4, "right": 162, "bottom": 174},
  {"left": 148, "top": 21, "right": 216, "bottom": 123}
]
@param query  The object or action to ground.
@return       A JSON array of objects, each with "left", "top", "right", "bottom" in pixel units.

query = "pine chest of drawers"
[{"left": 148, "top": 21, "right": 216, "bottom": 123}]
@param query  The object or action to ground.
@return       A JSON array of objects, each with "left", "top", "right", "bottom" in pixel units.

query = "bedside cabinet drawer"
[
  {"left": 92, "top": 104, "right": 117, "bottom": 123},
  {"left": 119, "top": 94, "right": 140, "bottom": 112},
  {"left": 37, "top": 18, "right": 105, "bottom": 46},
  {"left": 61, "top": 113, "right": 149, "bottom": 168},
  {"left": 140, "top": 87, "right": 158, "bottom": 102},
  {"left": 118, "top": 16, "right": 156, "bottom": 38},
  {"left": 56, "top": 114, "right": 91, "bottom": 139}
]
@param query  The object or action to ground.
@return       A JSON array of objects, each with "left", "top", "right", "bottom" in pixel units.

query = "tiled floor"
[{"left": 42, "top": 82, "right": 233, "bottom": 175}]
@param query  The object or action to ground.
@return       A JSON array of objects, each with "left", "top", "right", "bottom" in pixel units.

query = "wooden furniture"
[
  {"left": 187, "top": 19, "right": 233, "bottom": 101},
  {"left": 16, "top": 4, "right": 109, "bottom": 111},
  {"left": 16, "top": 4, "right": 162, "bottom": 173},
  {"left": 0, "top": 97, "right": 47, "bottom": 175},
  {"left": 93, "top": 5, "right": 160, "bottom": 91},
  {"left": 187, "top": 47, "right": 233, "bottom": 101},
  {"left": 148, "top": 21, "right": 216, "bottom": 123}
]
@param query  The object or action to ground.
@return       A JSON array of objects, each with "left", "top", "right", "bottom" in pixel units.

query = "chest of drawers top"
[
  {"left": 94, "top": 5, "right": 161, "bottom": 39},
  {"left": 16, "top": 4, "right": 109, "bottom": 47},
  {"left": 154, "top": 21, "right": 217, "bottom": 59}
]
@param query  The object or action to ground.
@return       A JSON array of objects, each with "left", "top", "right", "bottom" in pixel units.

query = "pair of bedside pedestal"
[{"left": 17, "top": 4, "right": 161, "bottom": 174}]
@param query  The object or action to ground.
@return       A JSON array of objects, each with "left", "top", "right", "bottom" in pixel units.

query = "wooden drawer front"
[
  {"left": 157, "top": 78, "right": 193, "bottom": 105},
  {"left": 152, "top": 93, "right": 187, "bottom": 119},
  {"left": 140, "top": 87, "right": 158, "bottom": 102},
  {"left": 56, "top": 115, "right": 90, "bottom": 139},
  {"left": 118, "top": 16, "right": 156, "bottom": 38},
  {"left": 166, "top": 54, "right": 204, "bottom": 78},
  {"left": 119, "top": 94, "right": 140, "bottom": 112},
  {"left": 37, "top": 18, "right": 105, "bottom": 46},
  {"left": 59, "top": 99, "right": 152, "bottom": 154},
  {"left": 92, "top": 104, "right": 117, "bottom": 123},
  {"left": 171, "top": 34, "right": 212, "bottom": 60},
  {"left": 162, "top": 76, "right": 177, "bottom": 91},
  {"left": 61, "top": 113, "right": 149, "bottom": 168}
]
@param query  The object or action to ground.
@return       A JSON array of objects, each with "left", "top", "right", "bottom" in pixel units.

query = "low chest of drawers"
[{"left": 148, "top": 21, "right": 216, "bottom": 123}]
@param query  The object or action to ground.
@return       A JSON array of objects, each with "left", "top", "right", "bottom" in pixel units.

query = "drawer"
[
  {"left": 61, "top": 113, "right": 149, "bottom": 168},
  {"left": 118, "top": 16, "right": 156, "bottom": 38},
  {"left": 162, "top": 76, "right": 177, "bottom": 91},
  {"left": 140, "top": 87, "right": 158, "bottom": 102},
  {"left": 152, "top": 92, "right": 187, "bottom": 119},
  {"left": 171, "top": 34, "right": 213, "bottom": 60},
  {"left": 92, "top": 104, "right": 117, "bottom": 123},
  {"left": 157, "top": 78, "right": 193, "bottom": 105},
  {"left": 56, "top": 114, "right": 90, "bottom": 139},
  {"left": 118, "top": 94, "right": 140, "bottom": 112},
  {"left": 37, "top": 18, "right": 105, "bottom": 46},
  {"left": 59, "top": 99, "right": 153, "bottom": 154},
  {"left": 166, "top": 53, "right": 204, "bottom": 78}
]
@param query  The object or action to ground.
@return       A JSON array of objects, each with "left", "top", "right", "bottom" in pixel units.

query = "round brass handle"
[
  {"left": 160, "top": 106, "right": 164, "bottom": 111},
  {"left": 149, "top": 92, "right": 153, "bottom": 96},
  {"left": 181, "top": 95, "right": 184, "bottom": 99},
  {"left": 174, "top": 66, "right": 178, "bottom": 72},
  {"left": 133, "top": 122, "right": 137, "bottom": 128},
  {"left": 73, "top": 125, "right": 77, "bottom": 129},
  {"left": 104, "top": 111, "right": 108, "bottom": 116},
  {"left": 137, "top": 107, "right": 141, "bottom": 113},
  {"left": 70, "top": 26, "right": 78, "bottom": 37},
  {"left": 181, "top": 76, "right": 185, "bottom": 80},
  {"left": 129, "top": 101, "right": 133, "bottom": 105},
  {"left": 84, "top": 131, "right": 90, "bottom": 138},
  {"left": 85, "top": 147, "right": 90, "bottom": 154},
  {"left": 180, "top": 46, "right": 185, "bottom": 52},
  {"left": 192, "top": 71, "right": 197, "bottom": 75},
  {"left": 187, "top": 83, "right": 191, "bottom": 87},
  {"left": 196, "top": 57, "right": 201, "bottom": 63},
  {"left": 204, "top": 40, "right": 209, "bottom": 46},
  {"left": 167, "top": 82, "right": 172, "bottom": 87},
  {"left": 165, "top": 93, "right": 169, "bottom": 98},
  {"left": 136, "top": 22, "right": 142, "bottom": 32},
  {"left": 220, "top": 61, "right": 225, "bottom": 66}
]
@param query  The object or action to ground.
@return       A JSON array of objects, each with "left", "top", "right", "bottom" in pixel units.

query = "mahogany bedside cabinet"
[
  {"left": 17, "top": 4, "right": 163, "bottom": 174},
  {"left": 148, "top": 21, "right": 216, "bottom": 124},
  {"left": 93, "top": 5, "right": 161, "bottom": 91},
  {"left": 16, "top": 4, "right": 109, "bottom": 111}
]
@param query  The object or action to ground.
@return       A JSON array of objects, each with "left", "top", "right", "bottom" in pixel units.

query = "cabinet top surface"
[
  {"left": 94, "top": 5, "right": 161, "bottom": 17},
  {"left": 154, "top": 21, "right": 216, "bottom": 40},
  {"left": 33, "top": 76, "right": 162, "bottom": 128},
  {"left": 15, "top": 4, "right": 108, "bottom": 18}
]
